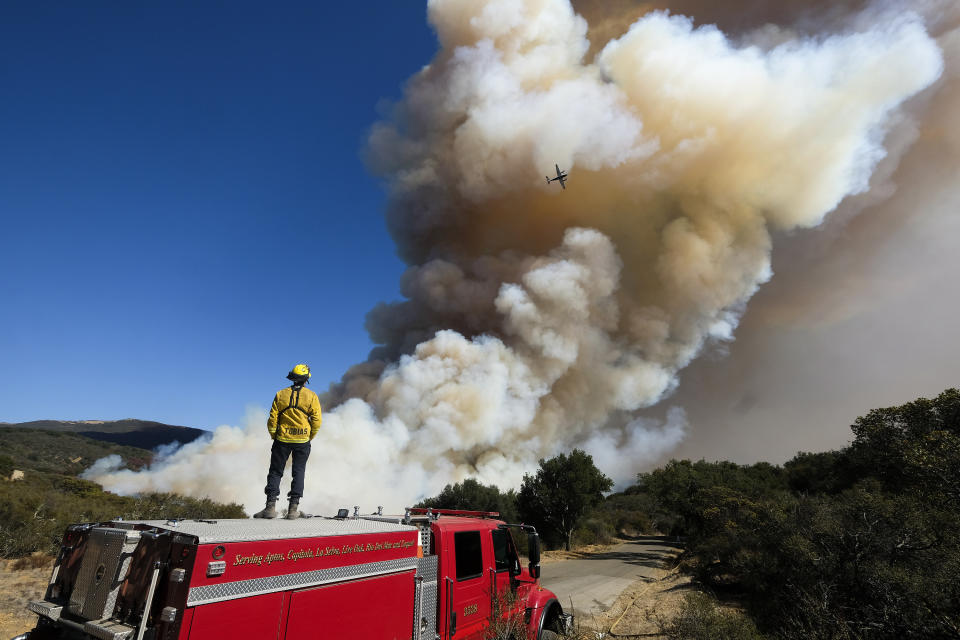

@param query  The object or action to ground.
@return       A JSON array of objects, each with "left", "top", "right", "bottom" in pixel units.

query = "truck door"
[
  {"left": 445, "top": 530, "right": 492, "bottom": 640},
  {"left": 491, "top": 528, "right": 520, "bottom": 592},
  {"left": 490, "top": 529, "right": 522, "bottom": 624}
]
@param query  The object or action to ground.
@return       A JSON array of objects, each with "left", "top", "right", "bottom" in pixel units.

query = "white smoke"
[{"left": 84, "top": 0, "right": 943, "bottom": 513}]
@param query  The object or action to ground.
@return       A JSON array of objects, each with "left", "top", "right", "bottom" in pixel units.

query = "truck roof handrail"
[{"left": 407, "top": 508, "right": 500, "bottom": 518}]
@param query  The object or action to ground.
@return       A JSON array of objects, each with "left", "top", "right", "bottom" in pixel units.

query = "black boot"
[{"left": 253, "top": 499, "right": 277, "bottom": 519}]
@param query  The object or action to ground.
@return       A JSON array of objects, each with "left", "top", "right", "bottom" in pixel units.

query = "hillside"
[
  {"left": 0, "top": 428, "right": 245, "bottom": 558},
  {"left": 0, "top": 428, "right": 154, "bottom": 477},
  {"left": 0, "top": 419, "right": 207, "bottom": 450}
]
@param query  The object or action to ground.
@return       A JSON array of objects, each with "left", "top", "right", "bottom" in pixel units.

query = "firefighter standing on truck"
[{"left": 253, "top": 364, "right": 322, "bottom": 520}]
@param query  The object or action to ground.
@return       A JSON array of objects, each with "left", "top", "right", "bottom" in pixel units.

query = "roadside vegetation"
[
  {"left": 0, "top": 429, "right": 245, "bottom": 557},
  {"left": 633, "top": 388, "right": 960, "bottom": 639},
  {"left": 419, "top": 388, "right": 960, "bottom": 638}
]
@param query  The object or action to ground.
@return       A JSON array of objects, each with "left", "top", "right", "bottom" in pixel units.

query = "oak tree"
[{"left": 518, "top": 449, "right": 613, "bottom": 551}]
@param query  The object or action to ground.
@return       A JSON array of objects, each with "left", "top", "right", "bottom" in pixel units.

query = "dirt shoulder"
[
  {"left": 554, "top": 539, "right": 697, "bottom": 638},
  {"left": 580, "top": 563, "right": 697, "bottom": 638},
  {"left": 0, "top": 557, "right": 52, "bottom": 640}
]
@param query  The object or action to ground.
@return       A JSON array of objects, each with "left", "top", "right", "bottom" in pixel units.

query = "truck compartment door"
[
  {"left": 284, "top": 570, "right": 415, "bottom": 640},
  {"left": 189, "top": 591, "right": 285, "bottom": 640}
]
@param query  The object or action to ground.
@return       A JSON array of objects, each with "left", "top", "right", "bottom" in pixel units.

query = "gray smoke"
[{"left": 86, "top": 0, "right": 944, "bottom": 511}]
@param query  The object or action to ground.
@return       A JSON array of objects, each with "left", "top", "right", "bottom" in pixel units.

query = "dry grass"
[
  {"left": 10, "top": 552, "right": 53, "bottom": 572},
  {"left": 564, "top": 567, "right": 761, "bottom": 639},
  {"left": 540, "top": 541, "right": 620, "bottom": 563},
  {"left": 0, "top": 556, "right": 52, "bottom": 639}
]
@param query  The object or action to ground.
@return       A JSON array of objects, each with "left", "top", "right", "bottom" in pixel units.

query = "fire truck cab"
[{"left": 20, "top": 508, "right": 570, "bottom": 640}]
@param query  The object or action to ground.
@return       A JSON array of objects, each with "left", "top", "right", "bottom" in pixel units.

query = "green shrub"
[
  {"left": 125, "top": 493, "right": 246, "bottom": 521},
  {"left": 0, "top": 454, "right": 15, "bottom": 477},
  {"left": 572, "top": 517, "right": 615, "bottom": 546},
  {"left": 56, "top": 476, "right": 104, "bottom": 498},
  {"left": 590, "top": 491, "right": 657, "bottom": 536}
]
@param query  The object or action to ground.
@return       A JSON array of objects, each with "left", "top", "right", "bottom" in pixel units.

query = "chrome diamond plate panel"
[
  {"left": 413, "top": 581, "right": 424, "bottom": 639},
  {"left": 126, "top": 517, "right": 414, "bottom": 543},
  {"left": 187, "top": 556, "right": 419, "bottom": 605},
  {"left": 416, "top": 554, "right": 438, "bottom": 580},
  {"left": 413, "top": 555, "right": 438, "bottom": 640},
  {"left": 69, "top": 528, "right": 140, "bottom": 620},
  {"left": 419, "top": 581, "right": 438, "bottom": 639},
  {"left": 27, "top": 599, "right": 62, "bottom": 620},
  {"left": 82, "top": 619, "right": 134, "bottom": 640}
]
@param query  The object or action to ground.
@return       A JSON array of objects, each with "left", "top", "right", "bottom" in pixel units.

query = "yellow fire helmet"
[{"left": 287, "top": 363, "right": 312, "bottom": 382}]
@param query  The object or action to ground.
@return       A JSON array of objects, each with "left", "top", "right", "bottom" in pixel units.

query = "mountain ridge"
[{"left": 0, "top": 419, "right": 207, "bottom": 450}]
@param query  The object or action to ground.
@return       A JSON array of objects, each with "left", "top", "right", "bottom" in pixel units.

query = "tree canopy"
[
  {"left": 414, "top": 478, "right": 519, "bottom": 523},
  {"left": 517, "top": 449, "right": 613, "bottom": 550},
  {"left": 849, "top": 387, "right": 960, "bottom": 504}
]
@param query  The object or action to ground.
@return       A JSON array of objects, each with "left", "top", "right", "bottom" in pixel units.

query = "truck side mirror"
[
  {"left": 528, "top": 532, "right": 541, "bottom": 565},
  {"left": 528, "top": 532, "right": 541, "bottom": 579}
]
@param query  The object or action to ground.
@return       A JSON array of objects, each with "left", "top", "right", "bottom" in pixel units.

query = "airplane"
[{"left": 546, "top": 164, "right": 568, "bottom": 189}]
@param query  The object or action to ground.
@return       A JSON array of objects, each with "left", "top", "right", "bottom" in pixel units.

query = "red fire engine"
[{"left": 19, "top": 507, "right": 571, "bottom": 640}]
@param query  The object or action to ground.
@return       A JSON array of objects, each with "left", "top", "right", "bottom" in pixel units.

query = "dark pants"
[{"left": 264, "top": 440, "right": 311, "bottom": 501}]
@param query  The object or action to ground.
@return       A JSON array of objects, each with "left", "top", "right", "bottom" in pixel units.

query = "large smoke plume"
[{"left": 86, "top": 0, "right": 947, "bottom": 512}]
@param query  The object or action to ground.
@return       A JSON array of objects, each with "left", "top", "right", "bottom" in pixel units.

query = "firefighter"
[{"left": 253, "top": 363, "right": 322, "bottom": 519}]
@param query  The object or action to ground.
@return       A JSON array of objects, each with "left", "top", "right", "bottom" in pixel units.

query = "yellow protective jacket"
[{"left": 267, "top": 385, "right": 322, "bottom": 443}]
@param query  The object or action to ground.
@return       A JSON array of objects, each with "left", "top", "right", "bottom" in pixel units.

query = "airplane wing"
[{"left": 546, "top": 164, "right": 568, "bottom": 189}]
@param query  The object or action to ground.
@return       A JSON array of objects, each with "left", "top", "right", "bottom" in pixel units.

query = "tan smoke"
[
  {"left": 86, "top": 0, "right": 944, "bottom": 511},
  {"left": 655, "top": 1, "right": 960, "bottom": 464}
]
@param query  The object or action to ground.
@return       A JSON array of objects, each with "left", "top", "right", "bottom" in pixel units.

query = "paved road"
[{"left": 540, "top": 536, "right": 682, "bottom": 618}]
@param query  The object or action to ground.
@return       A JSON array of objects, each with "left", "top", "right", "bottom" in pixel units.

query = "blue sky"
[
  {"left": 3, "top": 0, "right": 958, "bottom": 472},
  {"left": 0, "top": 3, "right": 437, "bottom": 428}
]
